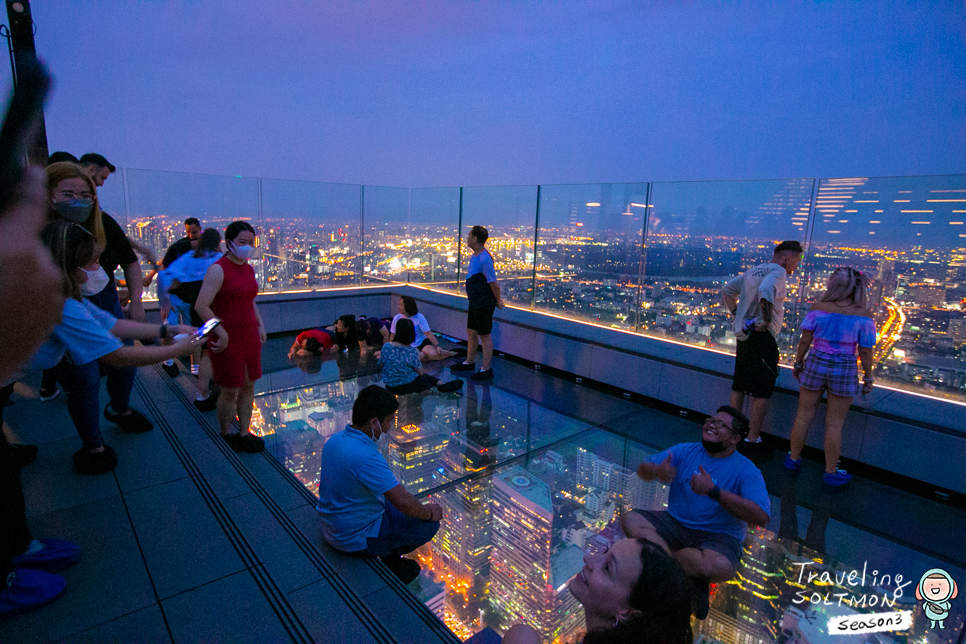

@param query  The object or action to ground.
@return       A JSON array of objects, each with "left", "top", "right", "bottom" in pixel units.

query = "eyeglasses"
[
  {"left": 55, "top": 189, "right": 95, "bottom": 200},
  {"left": 706, "top": 418, "right": 734, "bottom": 432}
]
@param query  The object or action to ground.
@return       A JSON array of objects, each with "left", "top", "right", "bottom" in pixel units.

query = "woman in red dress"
[{"left": 195, "top": 221, "right": 266, "bottom": 453}]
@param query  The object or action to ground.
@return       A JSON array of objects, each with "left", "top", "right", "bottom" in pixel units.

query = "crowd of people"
[{"left": 1, "top": 144, "right": 881, "bottom": 643}]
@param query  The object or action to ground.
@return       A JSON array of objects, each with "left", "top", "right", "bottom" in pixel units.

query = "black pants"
[
  {"left": 385, "top": 374, "right": 439, "bottom": 396},
  {"left": 0, "top": 384, "right": 32, "bottom": 579}
]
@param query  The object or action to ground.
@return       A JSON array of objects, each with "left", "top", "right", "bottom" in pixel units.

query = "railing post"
[
  {"left": 456, "top": 187, "right": 463, "bottom": 293},
  {"left": 359, "top": 185, "right": 365, "bottom": 286},
  {"left": 634, "top": 182, "right": 652, "bottom": 334},
  {"left": 530, "top": 185, "right": 541, "bottom": 311}
]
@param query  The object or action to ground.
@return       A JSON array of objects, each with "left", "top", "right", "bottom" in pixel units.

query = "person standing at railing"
[
  {"left": 451, "top": 225, "right": 504, "bottom": 382},
  {"left": 195, "top": 221, "right": 267, "bottom": 454},
  {"left": 720, "top": 240, "right": 803, "bottom": 452},
  {"left": 784, "top": 268, "right": 876, "bottom": 487}
]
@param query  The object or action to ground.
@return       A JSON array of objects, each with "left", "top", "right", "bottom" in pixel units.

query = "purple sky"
[{"left": 6, "top": 1, "right": 965, "bottom": 188}]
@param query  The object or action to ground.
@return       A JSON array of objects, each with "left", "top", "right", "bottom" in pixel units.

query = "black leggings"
[{"left": 0, "top": 384, "right": 32, "bottom": 578}]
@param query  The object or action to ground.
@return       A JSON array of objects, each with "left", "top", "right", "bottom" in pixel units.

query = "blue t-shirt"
[
  {"left": 316, "top": 426, "right": 400, "bottom": 551},
  {"left": 465, "top": 250, "right": 498, "bottom": 307},
  {"left": 29, "top": 298, "right": 123, "bottom": 369},
  {"left": 158, "top": 251, "right": 222, "bottom": 294},
  {"left": 648, "top": 443, "right": 770, "bottom": 541},
  {"left": 466, "top": 250, "right": 497, "bottom": 283},
  {"left": 379, "top": 343, "right": 422, "bottom": 387}
]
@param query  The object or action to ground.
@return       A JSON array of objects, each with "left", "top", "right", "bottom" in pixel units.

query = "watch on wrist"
[
  {"left": 708, "top": 485, "right": 722, "bottom": 501},
  {"left": 160, "top": 324, "right": 168, "bottom": 339},
  {"left": 794, "top": 361, "right": 804, "bottom": 369}
]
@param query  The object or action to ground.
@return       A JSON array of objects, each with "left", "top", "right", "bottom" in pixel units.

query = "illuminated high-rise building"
[
  {"left": 387, "top": 420, "right": 449, "bottom": 494},
  {"left": 488, "top": 467, "right": 584, "bottom": 643},
  {"left": 489, "top": 468, "right": 554, "bottom": 636}
]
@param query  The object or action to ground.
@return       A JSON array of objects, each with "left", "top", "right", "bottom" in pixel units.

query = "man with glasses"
[{"left": 622, "top": 406, "right": 770, "bottom": 620}]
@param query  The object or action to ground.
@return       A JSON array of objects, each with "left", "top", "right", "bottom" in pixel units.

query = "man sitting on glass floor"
[
  {"left": 622, "top": 405, "right": 770, "bottom": 621},
  {"left": 316, "top": 385, "right": 442, "bottom": 583}
]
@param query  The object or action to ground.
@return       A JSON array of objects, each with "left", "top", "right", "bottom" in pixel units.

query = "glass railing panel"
[
  {"left": 801, "top": 175, "right": 966, "bottom": 402},
  {"left": 415, "top": 429, "right": 627, "bottom": 642},
  {"left": 642, "top": 179, "right": 814, "bottom": 357},
  {"left": 95, "top": 170, "right": 127, "bottom": 227},
  {"left": 123, "top": 168, "right": 260, "bottom": 297},
  {"left": 407, "top": 187, "right": 461, "bottom": 291},
  {"left": 459, "top": 185, "right": 538, "bottom": 307},
  {"left": 534, "top": 183, "right": 648, "bottom": 329},
  {"left": 361, "top": 185, "right": 409, "bottom": 285},
  {"left": 260, "top": 178, "right": 363, "bottom": 291}
]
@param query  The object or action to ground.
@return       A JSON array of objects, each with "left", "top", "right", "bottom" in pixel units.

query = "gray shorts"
[{"left": 633, "top": 509, "right": 743, "bottom": 571}]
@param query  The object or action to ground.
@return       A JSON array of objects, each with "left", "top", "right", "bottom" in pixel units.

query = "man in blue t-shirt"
[
  {"left": 622, "top": 405, "right": 770, "bottom": 620},
  {"left": 316, "top": 385, "right": 442, "bottom": 583},
  {"left": 451, "top": 225, "right": 504, "bottom": 382}
]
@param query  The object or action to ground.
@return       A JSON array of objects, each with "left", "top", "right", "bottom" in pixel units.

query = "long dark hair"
[
  {"left": 583, "top": 539, "right": 693, "bottom": 644},
  {"left": 400, "top": 295, "right": 418, "bottom": 317},
  {"left": 333, "top": 314, "right": 357, "bottom": 350},
  {"left": 194, "top": 228, "right": 222, "bottom": 258},
  {"left": 393, "top": 317, "right": 417, "bottom": 347}
]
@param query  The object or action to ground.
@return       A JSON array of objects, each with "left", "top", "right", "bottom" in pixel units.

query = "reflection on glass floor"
[{"left": 252, "top": 351, "right": 964, "bottom": 644}]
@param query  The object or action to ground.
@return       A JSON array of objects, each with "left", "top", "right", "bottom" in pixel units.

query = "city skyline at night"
[{"left": 108, "top": 171, "right": 966, "bottom": 404}]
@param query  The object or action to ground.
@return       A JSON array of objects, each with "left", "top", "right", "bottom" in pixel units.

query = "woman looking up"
[
  {"left": 503, "top": 538, "right": 693, "bottom": 644},
  {"left": 195, "top": 221, "right": 266, "bottom": 453}
]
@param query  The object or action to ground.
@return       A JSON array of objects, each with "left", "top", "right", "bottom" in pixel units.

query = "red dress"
[{"left": 208, "top": 255, "right": 262, "bottom": 388}]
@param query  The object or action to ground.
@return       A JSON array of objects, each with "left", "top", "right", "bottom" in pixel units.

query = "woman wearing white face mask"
[
  {"left": 195, "top": 221, "right": 266, "bottom": 453},
  {"left": 39, "top": 163, "right": 152, "bottom": 435},
  {"left": 30, "top": 221, "right": 205, "bottom": 474}
]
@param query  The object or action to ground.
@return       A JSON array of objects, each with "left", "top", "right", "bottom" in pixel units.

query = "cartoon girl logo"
[{"left": 916, "top": 569, "right": 958, "bottom": 629}]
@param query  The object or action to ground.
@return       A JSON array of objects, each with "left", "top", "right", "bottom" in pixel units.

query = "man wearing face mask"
[
  {"left": 622, "top": 406, "right": 770, "bottom": 620},
  {"left": 315, "top": 385, "right": 442, "bottom": 584}
]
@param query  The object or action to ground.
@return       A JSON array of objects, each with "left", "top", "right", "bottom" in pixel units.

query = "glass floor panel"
[{"left": 252, "top": 339, "right": 966, "bottom": 644}]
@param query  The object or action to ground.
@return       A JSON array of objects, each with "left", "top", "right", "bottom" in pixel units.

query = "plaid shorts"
[{"left": 800, "top": 349, "right": 861, "bottom": 397}]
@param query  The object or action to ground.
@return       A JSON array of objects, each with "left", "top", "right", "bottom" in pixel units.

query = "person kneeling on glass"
[
  {"left": 621, "top": 406, "right": 770, "bottom": 620},
  {"left": 316, "top": 385, "right": 442, "bottom": 583}
]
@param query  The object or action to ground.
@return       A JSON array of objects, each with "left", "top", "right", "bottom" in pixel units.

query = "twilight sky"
[{"left": 5, "top": 1, "right": 965, "bottom": 188}]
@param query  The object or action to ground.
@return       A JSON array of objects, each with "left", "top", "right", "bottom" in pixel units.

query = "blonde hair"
[
  {"left": 821, "top": 267, "right": 870, "bottom": 308},
  {"left": 45, "top": 162, "right": 106, "bottom": 248}
]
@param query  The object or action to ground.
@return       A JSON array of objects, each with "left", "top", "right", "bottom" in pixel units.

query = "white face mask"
[
  {"left": 79, "top": 266, "right": 110, "bottom": 296},
  {"left": 372, "top": 420, "right": 390, "bottom": 449},
  {"left": 229, "top": 241, "right": 253, "bottom": 261}
]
